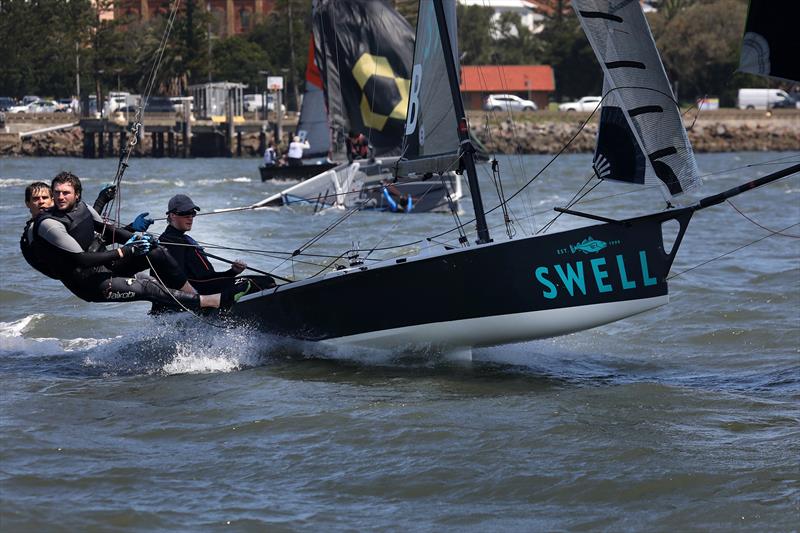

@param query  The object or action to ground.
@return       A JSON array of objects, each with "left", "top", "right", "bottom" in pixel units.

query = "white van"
[{"left": 737, "top": 88, "right": 793, "bottom": 110}]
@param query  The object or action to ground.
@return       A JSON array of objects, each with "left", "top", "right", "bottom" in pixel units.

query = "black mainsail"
[
  {"left": 738, "top": 0, "right": 800, "bottom": 84},
  {"left": 312, "top": 0, "right": 415, "bottom": 156}
]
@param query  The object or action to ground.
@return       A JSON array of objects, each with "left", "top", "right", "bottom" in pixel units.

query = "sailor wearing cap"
[{"left": 158, "top": 194, "right": 247, "bottom": 298}]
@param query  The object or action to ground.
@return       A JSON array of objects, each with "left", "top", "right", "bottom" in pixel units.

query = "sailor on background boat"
[
  {"left": 346, "top": 130, "right": 370, "bottom": 163},
  {"left": 262, "top": 141, "right": 278, "bottom": 167},
  {"left": 21, "top": 173, "right": 231, "bottom": 311},
  {"left": 287, "top": 135, "right": 311, "bottom": 166}
]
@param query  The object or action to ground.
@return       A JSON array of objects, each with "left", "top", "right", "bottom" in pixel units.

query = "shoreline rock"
[{"left": 1, "top": 118, "right": 798, "bottom": 157}]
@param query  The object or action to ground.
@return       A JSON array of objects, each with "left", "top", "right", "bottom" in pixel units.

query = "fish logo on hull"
[{"left": 570, "top": 237, "right": 607, "bottom": 254}]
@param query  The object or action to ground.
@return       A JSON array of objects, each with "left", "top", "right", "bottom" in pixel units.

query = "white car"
[
  {"left": 483, "top": 94, "right": 537, "bottom": 112},
  {"left": 558, "top": 96, "right": 602, "bottom": 112},
  {"left": 8, "top": 102, "right": 35, "bottom": 113},
  {"left": 8, "top": 100, "right": 61, "bottom": 113},
  {"left": 31, "top": 100, "right": 63, "bottom": 113}
]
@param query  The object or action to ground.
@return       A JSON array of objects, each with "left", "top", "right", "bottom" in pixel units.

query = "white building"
[{"left": 459, "top": 0, "right": 545, "bottom": 34}]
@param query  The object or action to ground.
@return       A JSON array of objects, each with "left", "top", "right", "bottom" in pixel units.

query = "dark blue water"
[{"left": 1, "top": 153, "right": 798, "bottom": 530}]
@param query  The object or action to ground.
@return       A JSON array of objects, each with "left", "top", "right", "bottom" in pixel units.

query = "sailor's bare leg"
[{"left": 200, "top": 294, "right": 220, "bottom": 308}]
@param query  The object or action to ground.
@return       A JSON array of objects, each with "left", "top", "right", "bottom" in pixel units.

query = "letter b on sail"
[{"left": 405, "top": 64, "right": 422, "bottom": 136}]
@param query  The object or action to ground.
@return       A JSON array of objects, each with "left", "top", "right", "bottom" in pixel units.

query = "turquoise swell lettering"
[
  {"left": 535, "top": 267, "right": 557, "bottom": 300},
  {"left": 555, "top": 262, "right": 586, "bottom": 297},
  {"left": 590, "top": 257, "right": 612, "bottom": 293},
  {"left": 639, "top": 250, "right": 657, "bottom": 286},
  {"left": 616, "top": 254, "right": 636, "bottom": 290}
]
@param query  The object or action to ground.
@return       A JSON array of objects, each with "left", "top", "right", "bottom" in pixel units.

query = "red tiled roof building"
[{"left": 460, "top": 65, "right": 556, "bottom": 109}]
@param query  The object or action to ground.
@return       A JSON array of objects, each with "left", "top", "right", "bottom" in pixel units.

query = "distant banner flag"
[
  {"left": 312, "top": 0, "right": 414, "bottom": 155},
  {"left": 739, "top": 1, "right": 799, "bottom": 83}
]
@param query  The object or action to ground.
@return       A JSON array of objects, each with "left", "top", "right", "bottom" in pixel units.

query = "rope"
[
  {"left": 667, "top": 222, "right": 800, "bottom": 280},
  {"left": 145, "top": 255, "right": 229, "bottom": 329},
  {"left": 537, "top": 173, "right": 603, "bottom": 234},
  {"left": 726, "top": 200, "right": 800, "bottom": 238}
]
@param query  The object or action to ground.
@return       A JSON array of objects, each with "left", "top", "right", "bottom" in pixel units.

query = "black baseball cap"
[{"left": 167, "top": 194, "right": 200, "bottom": 214}]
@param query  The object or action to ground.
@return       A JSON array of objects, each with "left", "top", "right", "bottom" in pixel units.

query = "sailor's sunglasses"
[{"left": 172, "top": 210, "right": 197, "bottom": 217}]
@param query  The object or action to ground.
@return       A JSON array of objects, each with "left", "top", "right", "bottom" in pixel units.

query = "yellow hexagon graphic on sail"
[{"left": 352, "top": 53, "right": 410, "bottom": 131}]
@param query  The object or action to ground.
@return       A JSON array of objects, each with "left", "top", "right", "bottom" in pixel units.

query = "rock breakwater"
[{"left": 2, "top": 115, "right": 798, "bottom": 157}]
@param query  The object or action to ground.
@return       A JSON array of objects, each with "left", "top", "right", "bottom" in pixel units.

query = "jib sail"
[
  {"left": 396, "top": 0, "right": 461, "bottom": 177},
  {"left": 573, "top": 0, "right": 701, "bottom": 199}
]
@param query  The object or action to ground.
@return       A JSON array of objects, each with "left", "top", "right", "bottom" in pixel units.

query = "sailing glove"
[
  {"left": 97, "top": 183, "right": 117, "bottom": 203},
  {"left": 122, "top": 234, "right": 152, "bottom": 257},
  {"left": 131, "top": 212, "right": 154, "bottom": 232}
]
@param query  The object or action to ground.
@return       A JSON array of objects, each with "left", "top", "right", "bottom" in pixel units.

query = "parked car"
[
  {"left": 737, "top": 88, "right": 794, "bottom": 110},
  {"left": 22, "top": 95, "right": 41, "bottom": 105},
  {"left": 558, "top": 96, "right": 602, "bottom": 112},
  {"left": 483, "top": 94, "right": 537, "bottom": 112},
  {"left": 30, "top": 100, "right": 62, "bottom": 113},
  {"left": 120, "top": 96, "right": 176, "bottom": 113},
  {"left": 8, "top": 102, "right": 36, "bottom": 113},
  {"left": 8, "top": 99, "right": 63, "bottom": 113}
]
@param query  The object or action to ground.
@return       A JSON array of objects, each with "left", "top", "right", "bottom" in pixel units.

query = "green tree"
[
  {"left": 457, "top": 4, "right": 494, "bottom": 65},
  {"left": 0, "top": 0, "right": 95, "bottom": 98},
  {"left": 538, "top": 15, "right": 600, "bottom": 101},
  {"left": 654, "top": 0, "right": 748, "bottom": 105},
  {"left": 210, "top": 36, "right": 272, "bottom": 88},
  {"left": 492, "top": 11, "right": 543, "bottom": 65},
  {"left": 247, "top": 0, "right": 312, "bottom": 111}
]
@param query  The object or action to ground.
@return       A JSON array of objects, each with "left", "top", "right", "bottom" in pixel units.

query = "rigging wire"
[
  {"left": 667, "top": 222, "right": 800, "bottom": 280},
  {"left": 101, "top": 0, "right": 182, "bottom": 223},
  {"left": 537, "top": 174, "right": 603, "bottom": 234},
  {"left": 726, "top": 200, "right": 800, "bottom": 238}
]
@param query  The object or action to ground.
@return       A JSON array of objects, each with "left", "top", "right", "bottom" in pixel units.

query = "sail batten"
[
  {"left": 605, "top": 61, "right": 646, "bottom": 70},
  {"left": 574, "top": 0, "right": 700, "bottom": 199},
  {"left": 628, "top": 105, "right": 663, "bottom": 117}
]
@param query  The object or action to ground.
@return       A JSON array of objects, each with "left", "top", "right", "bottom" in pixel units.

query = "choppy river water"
[{"left": 1, "top": 152, "right": 798, "bottom": 530}]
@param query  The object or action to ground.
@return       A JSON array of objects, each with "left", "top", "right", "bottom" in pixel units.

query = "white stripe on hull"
[{"left": 323, "top": 295, "right": 669, "bottom": 351}]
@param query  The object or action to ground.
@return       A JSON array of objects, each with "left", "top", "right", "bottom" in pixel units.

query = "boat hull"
[
  {"left": 259, "top": 162, "right": 337, "bottom": 182},
  {"left": 230, "top": 208, "right": 693, "bottom": 350}
]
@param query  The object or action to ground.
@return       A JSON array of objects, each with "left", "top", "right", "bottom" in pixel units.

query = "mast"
[{"left": 432, "top": 0, "right": 491, "bottom": 244}]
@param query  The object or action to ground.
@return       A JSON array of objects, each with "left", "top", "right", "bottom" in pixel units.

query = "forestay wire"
[{"left": 101, "top": 0, "right": 183, "bottom": 223}]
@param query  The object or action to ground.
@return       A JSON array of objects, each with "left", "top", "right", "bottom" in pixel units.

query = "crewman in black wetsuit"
[
  {"left": 153, "top": 194, "right": 274, "bottom": 312},
  {"left": 22, "top": 173, "right": 235, "bottom": 311}
]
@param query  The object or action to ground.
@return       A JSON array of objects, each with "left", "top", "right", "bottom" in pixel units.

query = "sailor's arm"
[{"left": 37, "top": 219, "right": 121, "bottom": 267}]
